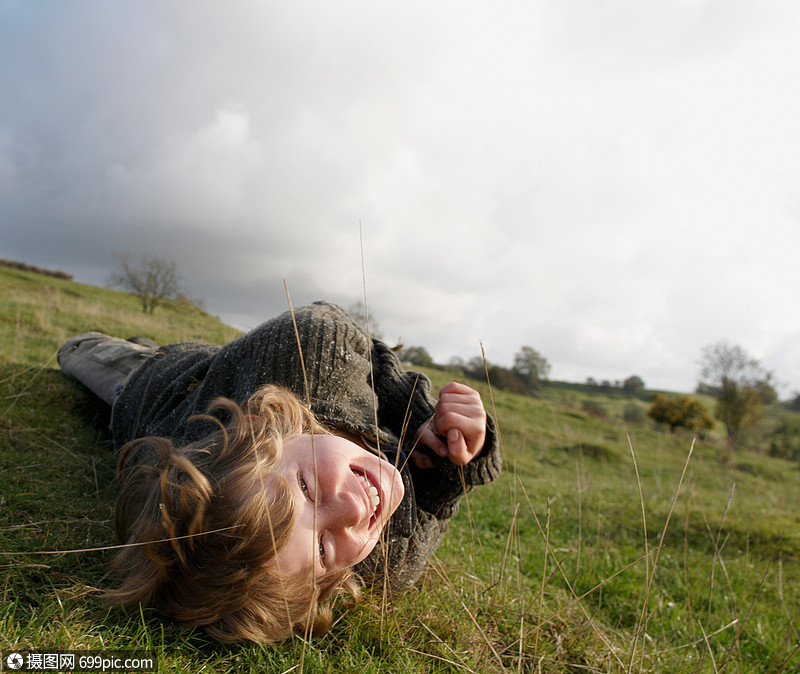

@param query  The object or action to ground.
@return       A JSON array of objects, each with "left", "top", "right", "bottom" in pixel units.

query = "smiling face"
[{"left": 272, "top": 433, "right": 405, "bottom": 580}]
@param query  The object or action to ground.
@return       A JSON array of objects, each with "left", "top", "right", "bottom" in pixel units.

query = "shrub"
[
  {"left": 623, "top": 402, "right": 647, "bottom": 425},
  {"left": 769, "top": 416, "right": 800, "bottom": 461},
  {"left": 647, "top": 394, "right": 714, "bottom": 433},
  {"left": 582, "top": 400, "right": 609, "bottom": 419}
]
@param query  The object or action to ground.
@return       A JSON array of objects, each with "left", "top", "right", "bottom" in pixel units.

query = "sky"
[{"left": 2, "top": 0, "right": 800, "bottom": 395}]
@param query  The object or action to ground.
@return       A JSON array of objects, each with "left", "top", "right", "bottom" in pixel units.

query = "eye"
[
  {"left": 298, "top": 473, "right": 326, "bottom": 568},
  {"left": 298, "top": 473, "right": 310, "bottom": 498}
]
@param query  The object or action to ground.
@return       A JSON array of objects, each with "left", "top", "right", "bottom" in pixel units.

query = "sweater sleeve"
[
  {"left": 355, "top": 340, "right": 502, "bottom": 589},
  {"left": 355, "top": 422, "right": 502, "bottom": 590},
  {"left": 370, "top": 339, "right": 436, "bottom": 443},
  {"left": 408, "top": 414, "right": 502, "bottom": 518},
  {"left": 369, "top": 336, "right": 502, "bottom": 521}
]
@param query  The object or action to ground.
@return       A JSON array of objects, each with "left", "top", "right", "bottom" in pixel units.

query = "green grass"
[
  {"left": 0, "top": 265, "right": 240, "bottom": 366},
  {"left": 1, "top": 266, "right": 798, "bottom": 672}
]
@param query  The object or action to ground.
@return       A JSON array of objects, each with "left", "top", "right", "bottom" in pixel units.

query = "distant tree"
[
  {"left": 695, "top": 382, "right": 720, "bottom": 397},
  {"left": 647, "top": 394, "right": 714, "bottom": 434},
  {"left": 346, "top": 300, "right": 382, "bottom": 339},
  {"left": 463, "top": 356, "right": 528, "bottom": 395},
  {"left": 753, "top": 378, "right": 779, "bottom": 405},
  {"left": 447, "top": 356, "right": 466, "bottom": 372},
  {"left": 400, "top": 345, "right": 435, "bottom": 368},
  {"left": 699, "top": 341, "right": 775, "bottom": 448},
  {"left": 623, "top": 375, "right": 645, "bottom": 395},
  {"left": 512, "top": 346, "right": 551, "bottom": 392},
  {"left": 465, "top": 356, "right": 487, "bottom": 379},
  {"left": 716, "top": 379, "right": 764, "bottom": 446},
  {"left": 109, "top": 252, "right": 183, "bottom": 314},
  {"left": 486, "top": 364, "right": 528, "bottom": 395}
]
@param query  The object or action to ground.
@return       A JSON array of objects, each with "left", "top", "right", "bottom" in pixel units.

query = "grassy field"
[{"left": 1, "top": 265, "right": 798, "bottom": 672}]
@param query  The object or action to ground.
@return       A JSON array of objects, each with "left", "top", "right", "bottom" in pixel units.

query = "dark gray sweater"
[{"left": 110, "top": 301, "right": 501, "bottom": 588}]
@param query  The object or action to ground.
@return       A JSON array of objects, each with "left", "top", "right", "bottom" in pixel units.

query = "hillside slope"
[{"left": 0, "top": 265, "right": 240, "bottom": 368}]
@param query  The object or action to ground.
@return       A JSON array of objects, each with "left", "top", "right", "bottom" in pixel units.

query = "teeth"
[
  {"left": 368, "top": 485, "right": 379, "bottom": 512},
  {"left": 359, "top": 472, "right": 380, "bottom": 513}
]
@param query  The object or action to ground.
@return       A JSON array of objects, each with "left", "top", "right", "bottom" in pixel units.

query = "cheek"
[
  {"left": 384, "top": 466, "right": 405, "bottom": 514},
  {"left": 277, "top": 519, "right": 314, "bottom": 575},
  {"left": 276, "top": 535, "right": 302, "bottom": 572}
]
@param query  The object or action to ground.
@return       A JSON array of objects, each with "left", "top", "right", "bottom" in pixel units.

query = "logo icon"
[{"left": 6, "top": 652, "right": 24, "bottom": 670}]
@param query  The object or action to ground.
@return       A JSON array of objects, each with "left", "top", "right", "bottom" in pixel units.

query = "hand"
[{"left": 412, "top": 382, "right": 487, "bottom": 469}]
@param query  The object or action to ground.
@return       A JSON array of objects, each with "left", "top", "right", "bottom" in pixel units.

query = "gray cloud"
[{"left": 2, "top": 0, "right": 800, "bottom": 393}]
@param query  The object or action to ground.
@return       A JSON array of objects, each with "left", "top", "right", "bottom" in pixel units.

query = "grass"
[{"left": 1, "top": 265, "right": 798, "bottom": 672}]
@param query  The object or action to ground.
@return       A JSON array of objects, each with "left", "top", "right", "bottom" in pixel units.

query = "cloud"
[{"left": 1, "top": 1, "right": 800, "bottom": 393}]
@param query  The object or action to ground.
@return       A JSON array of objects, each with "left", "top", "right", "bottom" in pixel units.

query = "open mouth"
[{"left": 352, "top": 466, "right": 382, "bottom": 526}]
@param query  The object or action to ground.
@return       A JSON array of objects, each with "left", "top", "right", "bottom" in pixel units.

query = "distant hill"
[
  {"left": 0, "top": 262, "right": 240, "bottom": 369},
  {"left": 0, "top": 257, "right": 74, "bottom": 280}
]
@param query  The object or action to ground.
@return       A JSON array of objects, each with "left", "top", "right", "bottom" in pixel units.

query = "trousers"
[{"left": 57, "top": 332, "right": 158, "bottom": 406}]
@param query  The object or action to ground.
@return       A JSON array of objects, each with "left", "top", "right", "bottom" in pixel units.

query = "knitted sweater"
[{"left": 110, "top": 301, "right": 501, "bottom": 588}]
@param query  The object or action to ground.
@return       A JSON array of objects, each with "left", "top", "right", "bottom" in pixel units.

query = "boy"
[{"left": 59, "top": 301, "right": 501, "bottom": 642}]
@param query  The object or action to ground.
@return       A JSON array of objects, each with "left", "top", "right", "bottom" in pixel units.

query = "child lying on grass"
[{"left": 58, "top": 301, "right": 501, "bottom": 643}]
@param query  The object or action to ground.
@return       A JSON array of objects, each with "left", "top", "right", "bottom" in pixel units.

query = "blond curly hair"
[{"left": 104, "top": 384, "right": 362, "bottom": 642}]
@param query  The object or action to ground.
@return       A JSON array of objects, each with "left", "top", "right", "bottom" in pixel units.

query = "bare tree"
[
  {"left": 347, "top": 300, "right": 382, "bottom": 339},
  {"left": 109, "top": 252, "right": 183, "bottom": 314},
  {"left": 698, "top": 340, "right": 777, "bottom": 449}
]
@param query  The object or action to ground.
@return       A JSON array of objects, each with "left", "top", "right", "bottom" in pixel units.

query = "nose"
[
  {"left": 326, "top": 487, "right": 367, "bottom": 530},
  {"left": 319, "top": 488, "right": 374, "bottom": 567}
]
